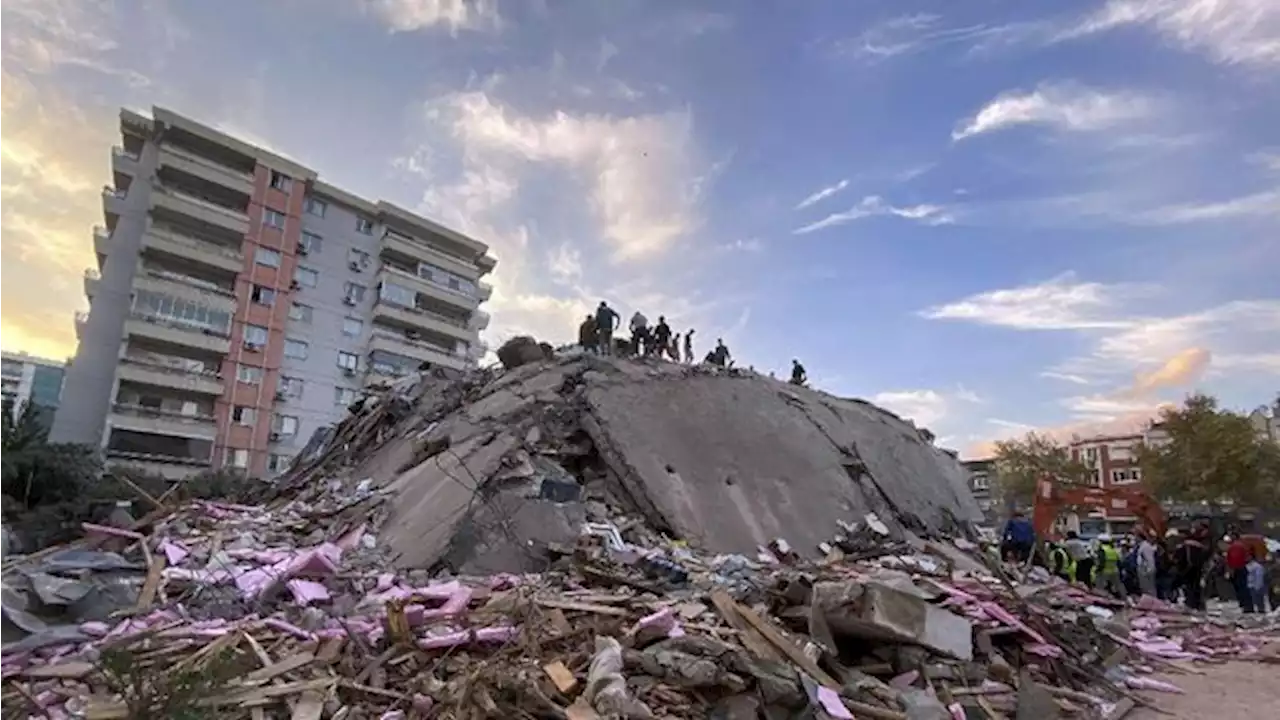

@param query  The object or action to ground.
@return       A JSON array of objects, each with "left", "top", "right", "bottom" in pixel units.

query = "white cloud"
[
  {"left": 1060, "top": 394, "right": 1166, "bottom": 420},
  {"left": 364, "top": 0, "right": 501, "bottom": 34},
  {"left": 716, "top": 238, "right": 764, "bottom": 254},
  {"left": 837, "top": 13, "right": 1036, "bottom": 61},
  {"left": 795, "top": 178, "right": 849, "bottom": 210},
  {"left": 547, "top": 243, "right": 583, "bottom": 285},
  {"left": 952, "top": 83, "right": 1156, "bottom": 141},
  {"left": 435, "top": 91, "right": 703, "bottom": 261},
  {"left": 1127, "top": 189, "right": 1280, "bottom": 225},
  {"left": 872, "top": 389, "right": 950, "bottom": 428},
  {"left": 1063, "top": 0, "right": 1280, "bottom": 67},
  {"left": 920, "top": 273, "right": 1139, "bottom": 330},
  {"left": 793, "top": 195, "right": 952, "bottom": 234},
  {"left": 1040, "top": 371, "right": 1092, "bottom": 385}
]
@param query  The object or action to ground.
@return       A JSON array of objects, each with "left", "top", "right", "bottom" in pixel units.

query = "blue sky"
[{"left": 2, "top": 0, "right": 1277, "bottom": 456}]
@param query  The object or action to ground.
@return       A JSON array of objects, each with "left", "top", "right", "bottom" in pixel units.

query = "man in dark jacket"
[
  {"left": 578, "top": 314, "right": 598, "bottom": 354},
  {"left": 1176, "top": 523, "right": 1211, "bottom": 610},
  {"left": 1001, "top": 511, "right": 1035, "bottom": 563},
  {"left": 595, "top": 301, "right": 619, "bottom": 356},
  {"left": 653, "top": 316, "right": 672, "bottom": 358},
  {"left": 790, "top": 359, "right": 808, "bottom": 386}
]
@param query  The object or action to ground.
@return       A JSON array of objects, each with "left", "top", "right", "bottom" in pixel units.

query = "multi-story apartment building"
[
  {"left": 51, "top": 107, "right": 496, "bottom": 479},
  {"left": 960, "top": 458, "right": 1002, "bottom": 526},
  {"left": 1, "top": 351, "right": 67, "bottom": 426}
]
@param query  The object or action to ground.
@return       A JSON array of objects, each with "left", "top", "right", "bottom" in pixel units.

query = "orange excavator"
[{"left": 1031, "top": 477, "right": 1168, "bottom": 539}]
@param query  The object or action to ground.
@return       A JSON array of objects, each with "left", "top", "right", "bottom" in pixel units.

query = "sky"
[{"left": 2, "top": 0, "right": 1278, "bottom": 458}]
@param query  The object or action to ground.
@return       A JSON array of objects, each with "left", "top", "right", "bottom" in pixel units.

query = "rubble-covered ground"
[{"left": 2, "top": 353, "right": 1277, "bottom": 719}]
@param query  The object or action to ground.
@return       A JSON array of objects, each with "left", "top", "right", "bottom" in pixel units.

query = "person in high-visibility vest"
[
  {"left": 1094, "top": 534, "right": 1127, "bottom": 599},
  {"left": 1049, "top": 542, "right": 1076, "bottom": 582}
]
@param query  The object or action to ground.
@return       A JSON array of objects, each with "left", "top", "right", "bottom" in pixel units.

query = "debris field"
[{"left": 3, "top": 353, "right": 1278, "bottom": 719}]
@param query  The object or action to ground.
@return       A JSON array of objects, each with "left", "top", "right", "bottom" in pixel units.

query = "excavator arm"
[{"left": 1032, "top": 477, "right": 1167, "bottom": 539}]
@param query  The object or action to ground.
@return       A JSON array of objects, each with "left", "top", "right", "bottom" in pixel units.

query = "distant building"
[
  {"left": 1, "top": 352, "right": 67, "bottom": 427},
  {"left": 1248, "top": 401, "right": 1279, "bottom": 444},
  {"left": 961, "top": 458, "right": 1002, "bottom": 526}
]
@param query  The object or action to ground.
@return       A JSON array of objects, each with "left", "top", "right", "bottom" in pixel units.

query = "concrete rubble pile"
[{"left": 2, "top": 354, "right": 1278, "bottom": 719}]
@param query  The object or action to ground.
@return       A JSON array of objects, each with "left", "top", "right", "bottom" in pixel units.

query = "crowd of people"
[{"left": 1002, "top": 512, "right": 1274, "bottom": 614}]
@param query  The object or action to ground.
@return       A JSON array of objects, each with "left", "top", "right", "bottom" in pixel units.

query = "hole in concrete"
[
  {"left": 664, "top": 464, "right": 676, "bottom": 473},
  {"left": 724, "top": 476, "right": 736, "bottom": 486}
]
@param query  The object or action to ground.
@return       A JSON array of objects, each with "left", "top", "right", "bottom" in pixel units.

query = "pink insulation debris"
[
  {"left": 287, "top": 579, "right": 332, "bottom": 606},
  {"left": 334, "top": 523, "right": 367, "bottom": 551},
  {"left": 81, "top": 523, "right": 143, "bottom": 540},
  {"left": 816, "top": 686, "right": 853, "bottom": 719},
  {"left": 263, "top": 617, "right": 316, "bottom": 641},
  {"left": 1124, "top": 676, "right": 1184, "bottom": 694},
  {"left": 1024, "top": 642, "right": 1064, "bottom": 658},
  {"left": 375, "top": 572, "right": 396, "bottom": 591},
  {"left": 634, "top": 607, "right": 684, "bottom": 639},
  {"left": 418, "top": 626, "right": 519, "bottom": 650},
  {"left": 159, "top": 539, "right": 190, "bottom": 565},
  {"left": 979, "top": 601, "right": 1047, "bottom": 644}
]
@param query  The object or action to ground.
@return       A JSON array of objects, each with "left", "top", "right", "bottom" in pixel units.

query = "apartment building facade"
[
  {"left": 2, "top": 352, "right": 67, "bottom": 426},
  {"left": 51, "top": 107, "right": 495, "bottom": 479}
]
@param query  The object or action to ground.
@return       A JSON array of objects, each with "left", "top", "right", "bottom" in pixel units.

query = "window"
[
  {"left": 299, "top": 231, "right": 322, "bottom": 255},
  {"left": 379, "top": 280, "right": 415, "bottom": 307},
  {"left": 342, "top": 317, "right": 363, "bottom": 337},
  {"left": 255, "top": 247, "right": 281, "bottom": 268},
  {"left": 268, "top": 453, "right": 291, "bottom": 474},
  {"left": 347, "top": 249, "right": 370, "bottom": 270},
  {"left": 1089, "top": 469, "right": 1102, "bottom": 486},
  {"left": 305, "top": 197, "right": 327, "bottom": 217},
  {"left": 971, "top": 475, "right": 989, "bottom": 491},
  {"left": 337, "top": 351, "right": 359, "bottom": 371},
  {"left": 236, "top": 365, "right": 263, "bottom": 384},
  {"left": 250, "top": 285, "right": 276, "bottom": 306},
  {"left": 288, "top": 303, "right": 313, "bottom": 323},
  {"left": 232, "top": 406, "right": 257, "bottom": 426},
  {"left": 278, "top": 376, "right": 304, "bottom": 398},
  {"left": 1111, "top": 468, "right": 1141, "bottom": 484},
  {"left": 284, "top": 339, "right": 309, "bottom": 359},
  {"left": 355, "top": 217, "right": 374, "bottom": 235},
  {"left": 334, "top": 387, "right": 357, "bottom": 406},
  {"left": 294, "top": 266, "right": 319, "bottom": 288},
  {"left": 131, "top": 289, "right": 232, "bottom": 335},
  {"left": 269, "top": 171, "right": 292, "bottom": 192},
  {"left": 272, "top": 414, "right": 299, "bottom": 436},
  {"left": 243, "top": 324, "right": 268, "bottom": 346},
  {"left": 225, "top": 448, "right": 249, "bottom": 469},
  {"left": 263, "top": 209, "right": 286, "bottom": 229},
  {"left": 343, "top": 282, "right": 366, "bottom": 303}
]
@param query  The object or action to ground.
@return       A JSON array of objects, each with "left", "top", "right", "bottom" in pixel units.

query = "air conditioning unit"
[
  {"left": 243, "top": 342, "right": 262, "bottom": 352},
  {"left": 274, "top": 391, "right": 286, "bottom": 400},
  {"left": 342, "top": 296, "right": 356, "bottom": 306},
  {"left": 342, "top": 367, "right": 356, "bottom": 377},
  {"left": 348, "top": 261, "right": 362, "bottom": 272},
  {"left": 297, "top": 245, "right": 309, "bottom": 256},
  {"left": 269, "top": 432, "right": 281, "bottom": 442},
  {"left": 405, "top": 330, "right": 421, "bottom": 340},
  {"left": 289, "top": 280, "right": 300, "bottom": 290}
]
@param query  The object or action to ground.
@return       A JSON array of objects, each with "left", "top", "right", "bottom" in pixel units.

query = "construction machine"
[{"left": 1031, "top": 477, "right": 1168, "bottom": 539}]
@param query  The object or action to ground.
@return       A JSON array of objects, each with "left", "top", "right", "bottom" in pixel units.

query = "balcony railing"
[
  {"left": 112, "top": 146, "right": 140, "bottom": 161},
  {"left": 112, "top": 402, "right": 215, "bottom": 425},
  {"left": 371, "top": 328, "right": 460, "bottom": 358},
  {"left": 383, "top": 228, "right": 476, "bottom": 267},
  {"left": 155, "top": 185, "right": 249, "bottom": 222},
  {"left": 148, "top": 225, "right": 244, "bottom": 260},
  {"left": 383, "top": 264, "right": 479, "bottom": 304},
  {"left": 120, "top": 355, "right": 220, "bottom": 380},
  {"left": 162, "top": 143, "right": 253, "bottom": 180},
  {"left": 128, "top": 311, "right": 231, "bottom": 338},
  {"left": 142, "top": 267, "right": 234, "bottom": 296}
]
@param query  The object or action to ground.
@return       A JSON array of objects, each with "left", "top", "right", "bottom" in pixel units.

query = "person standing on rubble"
[
  {"left": 711, "top": 338, "right": 732, "bottom": 367},
  {"left": 1049, "top": 541, "right": 1075, "bottom": 582},
  {"left": 579, "top": 314, "right": 598, "bottom": 354},
  {"left": 1094, "top": 534, "right": 1126, "bottom": 599},
  {"left": 1000, "top": 510, "right": 1035, "bottom": 564},
  {"left": 629, "top": 309, "right": 649, "bottom": 355},
  {"left": 1225, "top": 531, "right": 1255, "bottom": 613},
  {"left": 683, "top": 330, "right": 695, "bottom": 363},
  {"left": 1175, "top": 523, "right": 1211, "bottom": 610},
  {"left": 1064, "top": 530, "right": 1093, "bottom": 585},
  {"left": 653, "top": 316, "right": 672, "bottom": 359},
  {"left": 1136, "top": 529, "right": 1158, "bottom": 597},
  {"left": 667, "top": 329, "right": 682, "bottom": 361},
  {"left": 596, "top": 301, "right": 619, "bottom": 356},
  {"left": 790, "top": 359, "right": 808, "bottom": 386}
]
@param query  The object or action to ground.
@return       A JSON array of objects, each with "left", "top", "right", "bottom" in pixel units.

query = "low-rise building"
[{"left": 1, "top": 352, "right": 67, "bottom": 427}]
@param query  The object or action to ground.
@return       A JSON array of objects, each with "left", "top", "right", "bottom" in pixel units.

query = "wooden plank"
[
  {"left": 18, "top": 661, "right": 95, "bottom": 679},
  {"left": 565, "top": 699, "right": 601, "bottom": 720},
  {"left": 733, "top": 601, "right": 842, "bottom": 689},
  {"left": 543, "top": 661, "right": 578, "bottom": 694},
  {"left": 316, "top": 636, "right": 346, "bottom": 665},
  {"left": 709, "top": 589, "right": 782, "bottom": 663},
  {"left": 547, "top": 608, "right": 572, "bottom": 635},
  {"left": 243, "top": 652, "right": 315, "bottom": 684},
  {"left": 535, "top": 598, "right": 629, "bottom": 616},
  {"left": 134, "top": 554, "right": 166, "bottom": 610},
  {"left": 337, "top": 679, "right": 410, "bottom": 701},
  {"left": 290, "top": 690, "right": 325, "bottom": 720}
]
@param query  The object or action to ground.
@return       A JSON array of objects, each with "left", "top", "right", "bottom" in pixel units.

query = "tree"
[
  {"left": 2, "top": 400, "right": 102, "bottom": 509},
  {"left": 992, "top": 432, "right": 1091, "bottom": 509},
  {"left": 1138, "top": 393, "right": 1280, "bottom": 508}
]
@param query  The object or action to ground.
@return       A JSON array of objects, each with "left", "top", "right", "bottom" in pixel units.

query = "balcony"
[
  {"left": 369, "top": 330, "right": 467, "bottom": 371},
  {"left": 74, "top": 311, "right": 90, "bottom": 339},
  {"left": 134, "top": 268, "right": 236, "bottom": 313},
  {"left": 152, "top": 186, "right": 249, "bottom": 236},
  {"left": 470, "top": 310, "right": 491, "bottom": 331},
  {"left": 93, "top": 226, "right": 111, "bottom": 267},
  {"left": 109, "top": 403, "right": 217, "bottom": 440},
  {"left": 102, "top": 185, "right": 126, "bottom": 218},
  {"left": 111, "top": 146, "right": 139, "bottom": 177},
  {"left": 477, "top": 280, "right": 493, "bottom": 301},
  {"left": 117, "top": 357, "right": 224, "bottom": 396},
  {"left": 124, "top": 315, "right": 231, "bottom": 355},
  {"left": 378, "top": 266, "right": 479, "bottom": 314},
  {"left": 371, "top": 300, "right": 477, "bottom": 347},
  {"left": 141, "top": 225, "right": 244, "bottom": 275},
  {"left": 159, "top": 144, "right": 254, "bottom": 196},
  {"left": 83, "top": 269, "right": 101, "bottom": 300},
  {"left": 381, "top": 230, "right": 483, "bottom": 281}
]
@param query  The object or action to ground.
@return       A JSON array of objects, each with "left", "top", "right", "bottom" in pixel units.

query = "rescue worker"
[
  {"left": 653, "top": 316, "right": 672, "bottom": 358},
  {"left": 1094, "top": 534, "right": 1126, "bottom": 599},
  {"left": 578, "top": 314, "right": 598, "bottom": 354},
  {"left": 1049, "top": 541, "right": 1076, "bottom": 582},
  {"left": 1136, "top": 529, "right": 1158, "bottom": 597},
  {"left": 1064, "top": 530, "right": 1093, "bottom": 585},
  {"left": 629, "top": 310, "right": 649, "bottom": 355},
  {"left": 1000, "top": 511, "right": 1035, "bottom": 563},
  {"left": 790, "top": 359, "right": 808, "bottom": 386},
  {"left": 1225, "top": 532, "right": 1254, "bottom": 613},
  {"left": 683, "top": 329, "right": 695, "bottom": 363},
  {"left": 1175, "top": 523, "right": 1211, "bottom": 610},
  {"left": 596, "top": 301, "right": 619, "bottom": 356}
]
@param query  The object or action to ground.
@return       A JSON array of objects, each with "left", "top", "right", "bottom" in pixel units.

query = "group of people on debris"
[
  {"left": 1003, "top": 512, "right": 1274, "bottom": 614},
  {"left": 577, "top": 302, "right": 810, "bottom": 387}
]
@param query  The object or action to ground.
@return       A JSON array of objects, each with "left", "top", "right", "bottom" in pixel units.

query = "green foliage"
[
  {"left": 98, "top": 646, "right": 242, "bottom": 720},
  {"left": 1138, "top": 393, "right": 1280, "bottom": 507},
  {"left": 2, "top": 400, "right": 103, "bottom": 511},
  {"left": 992, "top": 432, "right": 1091, "bottom": 508}
]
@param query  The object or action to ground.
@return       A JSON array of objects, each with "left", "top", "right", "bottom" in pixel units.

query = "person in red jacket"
[{"left": 1224, "top": 531, "right": 1255, "bottom": 613}]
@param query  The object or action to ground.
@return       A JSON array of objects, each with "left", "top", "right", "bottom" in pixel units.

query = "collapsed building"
[{"left": 278, "top": 352, "right": 984, "bottom": 575}]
